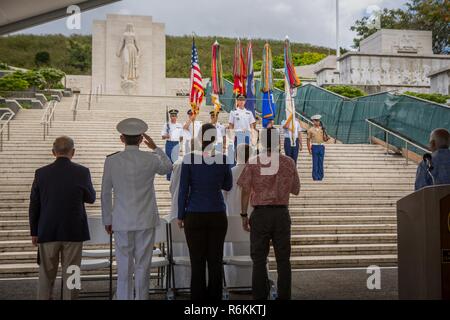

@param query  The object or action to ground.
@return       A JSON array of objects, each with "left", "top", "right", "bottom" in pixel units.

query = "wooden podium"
[{"left": 397, "top": 184, "right": 450, "bottom": 300}]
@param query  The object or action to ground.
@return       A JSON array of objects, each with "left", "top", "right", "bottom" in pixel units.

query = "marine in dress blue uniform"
[{"left": 307, "top": 115, "right": 326, "bottom": 181}]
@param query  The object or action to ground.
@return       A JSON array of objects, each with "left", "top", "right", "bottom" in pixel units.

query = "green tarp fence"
[{"left": 206, "top": 80, "right": 450, "bottom": 155}]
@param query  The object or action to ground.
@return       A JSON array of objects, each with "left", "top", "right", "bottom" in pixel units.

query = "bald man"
[
  {"left": 29, "top": 136, "right": 96, "bottom": 300},
  {"left": 414, "top": 128, "right": 450, "bottom": 191}
]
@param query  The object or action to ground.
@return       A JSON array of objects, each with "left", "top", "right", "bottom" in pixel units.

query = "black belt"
[{"left": 254, "top": 205, "right": 288, "bottom": 209}]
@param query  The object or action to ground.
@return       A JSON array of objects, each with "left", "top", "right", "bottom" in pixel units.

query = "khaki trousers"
[{"left": 37, "top": 241, "right": 83, "bottom": 300}]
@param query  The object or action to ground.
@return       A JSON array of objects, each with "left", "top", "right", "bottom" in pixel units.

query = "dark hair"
[
  {"left": 123, "top": 134, "right": 142, "bottom": 146},
  {"left": 201, "top": 123, "right": 216, "bottom": 151}
]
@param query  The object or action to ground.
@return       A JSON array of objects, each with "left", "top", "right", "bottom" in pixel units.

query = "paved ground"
[{"left": 0, "top": 267, "right": 397, "bottom": 300}]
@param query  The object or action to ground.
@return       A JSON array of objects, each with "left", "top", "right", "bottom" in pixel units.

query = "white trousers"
[{"left": 114, "top": 228, "right": 155, "bottom": 300}]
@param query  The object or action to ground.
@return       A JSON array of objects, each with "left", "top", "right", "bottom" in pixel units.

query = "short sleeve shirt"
[
  {"left": 229, "top": 108, "right": 255, "bottom": 132},
  {"left": 307, "top": 127, "right": 325, "bottom": 144},
  {"left": 161, "top": 122, "right": 183, "bottom": 141},
  {"left": 281, "top": 119, "right": 302, "bottom": 140}
]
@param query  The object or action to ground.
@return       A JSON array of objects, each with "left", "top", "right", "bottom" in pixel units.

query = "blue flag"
[
  {"left": 245, "top": 42, "right": 256, "bottom": 116},
  {"left": 262, "top": 91, "right": 276, "bottom": 128}
]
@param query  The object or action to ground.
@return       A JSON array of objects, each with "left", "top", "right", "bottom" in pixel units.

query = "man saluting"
[{"left": 101, "top": 118, "right": 172, "bottom": 300}]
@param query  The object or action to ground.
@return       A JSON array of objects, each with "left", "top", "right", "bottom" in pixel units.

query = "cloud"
[{"left": 17, "top": 0, "right": 408, "bottom": 49}]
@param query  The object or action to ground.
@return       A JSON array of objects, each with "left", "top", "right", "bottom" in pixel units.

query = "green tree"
[
  {"left": 67, "top": 38, "right": 91, "bottom": 72},
  {"left": 35, "top": 51, "right": 50, "bottom": 66},
  {"left": 351, "top": 0, "right": 449, "bottom": 53}
]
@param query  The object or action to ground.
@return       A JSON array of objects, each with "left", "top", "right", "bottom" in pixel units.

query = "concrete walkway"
[{"left": 0, "top": 267, "right": 397, "bottom": 300}]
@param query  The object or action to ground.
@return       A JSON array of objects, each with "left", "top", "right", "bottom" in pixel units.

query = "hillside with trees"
[{"left": 0, "top": 34, "right": 333, "bottom": 78}]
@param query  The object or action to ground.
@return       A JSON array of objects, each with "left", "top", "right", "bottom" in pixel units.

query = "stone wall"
[
  {"left": 338, "top": 53, "right": 450, "bottom": 89},
  {"left": 65, "top": 75, "right": 92, "bottom": 93},
  {"left": 165, "top": 78, "right": 190, "bottom": 96},
  {"left": 360, "top": 29, "right": 433, "bottom": 55},
  {"left": 429, "top": 71, "right": 450, "bottom": 95}
]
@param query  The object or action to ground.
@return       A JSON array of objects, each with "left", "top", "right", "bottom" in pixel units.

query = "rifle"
[{"left": 165, "top": 106, "right": 170, "bottom": 137}]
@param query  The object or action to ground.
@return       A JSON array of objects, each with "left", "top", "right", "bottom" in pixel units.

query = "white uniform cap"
[
  {"left": 311, "top": 114, "right": 322, "bottom": 120},
  {"left": 116, "top": 118, "right": 148, "bottom": 135}
]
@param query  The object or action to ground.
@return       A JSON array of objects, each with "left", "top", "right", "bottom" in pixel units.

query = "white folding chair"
[
  {"left": 222, "top": 215, "right": 252, "bottom": 297},
  {"left": 79, "top": 215, "right": 113, "bottom": 299},
  {"left": 167, "top": 217, "right": 191, "bottom": 294},
  {"left": 223, "top": 216, "right": 278, "bottom": 299},
  {"left": 148, "top": 218, "right": 172, "bottom": 299}
]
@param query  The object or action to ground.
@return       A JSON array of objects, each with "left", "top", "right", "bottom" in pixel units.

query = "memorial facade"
[
  {"left": 315, "top": 29, "right": 450, "bottom": 94},
  {"left": 91, "top": 14, "right": 166, "bottom": 96}
]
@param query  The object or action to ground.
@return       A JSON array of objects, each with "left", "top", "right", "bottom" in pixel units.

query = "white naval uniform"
[
  {"left": 160, "top": 122, "right": 183, "bottom": 142},
  {"left": 228, "top": 108, "right": 255, "bottom": 132},
  {"left": 183, "top": 120, "right": 202, "bottom": 153},
  {"left": 168, "top": 159, "right": 191, "bottom": 288},
  {"left": 101, "top": 145, "right": 172, "bottom": 300},
  {"left": 222, "top": 164, "right": 253, "bottom": 288}
]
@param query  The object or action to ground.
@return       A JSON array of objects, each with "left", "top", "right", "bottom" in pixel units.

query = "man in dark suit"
[{"left": 29, "top": 136, "right": 95, "bottom": 300}]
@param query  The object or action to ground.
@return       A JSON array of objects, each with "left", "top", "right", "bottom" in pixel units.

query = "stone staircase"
[{"left": 0, "top": 94, "right": 417, "bottom": 277}]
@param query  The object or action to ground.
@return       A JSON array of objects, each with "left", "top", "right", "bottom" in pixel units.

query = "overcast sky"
[{"left": 17, "top": 0, "right": 408, "bottom": 49}]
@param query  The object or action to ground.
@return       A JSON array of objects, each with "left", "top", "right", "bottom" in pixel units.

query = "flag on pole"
[
  {"left": 245, "top": 41, "right": 256, "bottom": 116},
  {"left": 189, "top": 38, "right": 204, "bottom": 115},
  {"left": 232, "top": 38, "right": 246, "bottom": 96},
  {"left": 284, "top": 36, "right": 301, "bottom": 146},
  {"left": 211, "top": 40, "right": 224, "bottom": 95},
  {"left": 211, "top": 40, "right": 224, "bottom": 116},
  {"left": 261, "top": 42, "right": 276, "bottom": 128}
]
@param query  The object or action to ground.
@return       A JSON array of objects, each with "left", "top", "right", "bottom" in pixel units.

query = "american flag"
[{"left": 189, "top": 39, "right": 203, "bottom": 113}]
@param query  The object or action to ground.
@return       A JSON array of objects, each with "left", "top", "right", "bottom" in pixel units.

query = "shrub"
[
  {"left": 0, "top": 73, "right": 29, "bottom": 91},
  {"left": 404, "top": 91, "right": 449, "bottom": 104},
  {"left": 0, "top": 62, "right": 9, "bottom": 70},
  {"left": 326, "top": 85, "right": 367, "bottom": 98},
  {"left": 274, "top": 79, "right": 285, "bottom": 91},
  {"left": 19, "top": 101, "right": 33, "bottom": 109},
  {"left": 273, "top": 70, "right": 284, "bottom": 79},
  {"left": 223, "top": 73, "right": 233, "bottom": 83},
  {"left": 23, "top": 70, "right": 47, "bottom": 90},
  {"left": 39, "top": 67, "right": 65, "bottom": 89}
]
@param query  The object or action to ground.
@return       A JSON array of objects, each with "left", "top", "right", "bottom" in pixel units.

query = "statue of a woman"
[{"left": 117, "top": 23, "right": 140, "bottom": 85}]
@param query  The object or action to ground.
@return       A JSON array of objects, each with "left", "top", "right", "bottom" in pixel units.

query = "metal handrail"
[
  {"left": 0, "top": 108, "right": 15, "bottom": 152},
  {"left": 41, "top": 99, "right": 58, "bottom": 140},
  {"left": 71, "top": 93, "right": 80, "bottom": 121},
  {"left": 366, "top": 118, "right": 430, "bottom": 165}
]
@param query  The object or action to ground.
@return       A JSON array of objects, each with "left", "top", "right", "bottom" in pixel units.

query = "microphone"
[
  {"left": 423, "top": 153, "right": 435, "bottom": 185},
  {"left": 423, "top": 153, "right": 433, "bottom": 171}
]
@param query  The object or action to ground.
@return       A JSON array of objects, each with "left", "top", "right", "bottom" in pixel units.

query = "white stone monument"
[
  {"left": 315, "top": 29, "right": 450, "bottom": 93},
  {"left": 92, "top": 14, "right": 166, "bottom": 96}
]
